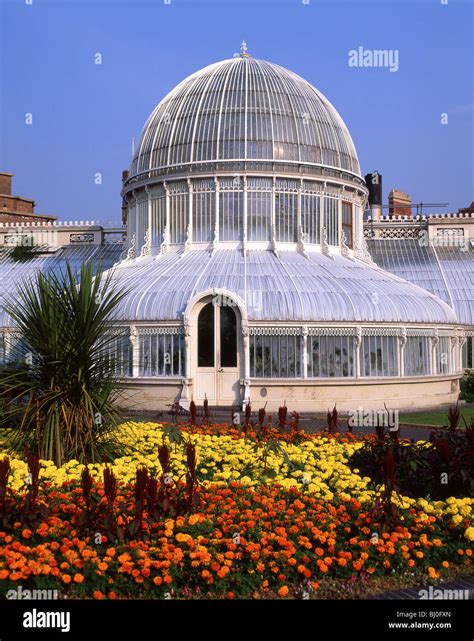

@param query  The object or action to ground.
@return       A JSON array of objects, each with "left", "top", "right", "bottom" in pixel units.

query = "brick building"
[{"left": 0, "top": 172, "right": 56, "bottom": 224}]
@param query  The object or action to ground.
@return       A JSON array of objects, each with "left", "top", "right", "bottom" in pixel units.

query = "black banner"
[{"left": 0, "top": 599, "right": 471, "bottom": 641}]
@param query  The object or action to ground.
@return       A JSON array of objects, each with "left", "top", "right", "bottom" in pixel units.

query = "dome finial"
[{"left": 240, "top": 40, "right": 251, "bottom": 57}]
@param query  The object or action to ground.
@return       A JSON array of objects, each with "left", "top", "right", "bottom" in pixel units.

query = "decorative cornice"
[
  {"left": 270, "top": 222, "right": 279, "bottom": 257},
  {"left": 184, "top": 223, "right": 192, "bottom": 254},
  {"left": 126, "top": 233, "right": 136, "bottom": 260},
  {"left": 340, "top": 230, "right": 352, "bottom": 259},
  {"left": 160, "top": 226, "right": 170, "bottom": 254},
  {"left": 140, "top": 228, "right": 151, "bottom": 257},
  {"left": 296, "top": 225, "right": 308, "bottom": 258},
  {"left": 320, "top": 226, "right": 330, "bottom": 257}
]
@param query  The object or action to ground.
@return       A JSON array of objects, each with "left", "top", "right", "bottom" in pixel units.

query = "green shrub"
[{"left": 0, "top": 262, "right": 128, "bottom": 466}]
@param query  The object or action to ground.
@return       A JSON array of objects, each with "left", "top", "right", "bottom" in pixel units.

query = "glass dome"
[{"left": 129, "top": 55, "right": 361, "bottom": 181}]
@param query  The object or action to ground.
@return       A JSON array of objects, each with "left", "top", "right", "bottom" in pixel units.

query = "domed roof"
[
  {"left": 108, "top": 249, "right": 457, "bottom": 325},
  {"left": 130, "top": 54, "right": 361, "bottom": 179}
]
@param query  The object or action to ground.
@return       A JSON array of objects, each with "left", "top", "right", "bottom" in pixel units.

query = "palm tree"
[{"left": 0, "top": 262, "right": 128, "bottom": 466}]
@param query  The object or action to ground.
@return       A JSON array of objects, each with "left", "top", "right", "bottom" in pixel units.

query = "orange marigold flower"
[
  {"left": 62, "top": 574, "right": 72, "bottom": 584},
  {"left": 73, "top": 573, "right": 84, "bottom": 583},
  {"left": 163, "top": 574, "right": 173, "bottom": 584},
  {"left": 93, "top": 590, "right": 104, "bottom": 600},
  {"left": 21, "top": 529, "right": 32, "bottom": 539},
  {"left": 153, "top": 576, "right": 163, "bottom": 586},
  {"left": 428, "top": 567, "right": 440, "bottom": 579},
  {"left": 278, "top": 586, "right": 289, "bottom": 598}
]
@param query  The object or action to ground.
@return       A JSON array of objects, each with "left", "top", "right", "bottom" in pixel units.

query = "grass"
[{"left": 399, "top": 407, "right": 474, "bottom": 427}]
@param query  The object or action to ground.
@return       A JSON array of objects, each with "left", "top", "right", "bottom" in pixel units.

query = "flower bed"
[{"left": 0, "top": 423, "right": 472, "bottom": 599}]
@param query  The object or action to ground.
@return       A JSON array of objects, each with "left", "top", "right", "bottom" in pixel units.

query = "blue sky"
[{"left": 0, "top": 0, "right": 472, "bottom": 224}]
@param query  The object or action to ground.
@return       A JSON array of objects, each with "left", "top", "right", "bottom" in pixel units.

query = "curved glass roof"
[
  {"left": 0, "top": 245, "right": 123, "bottom": 327},
  {"left": 130, "top": 56, "right": 361, "bottom": 179},
  {"left": 0, "top": 244, "right": 460, "bottom": 327},
  {"left": 367, "top": 239, "right": 474, "bottom": 326},
  {"left": 103, "top": 249, "right": 457, "bottom": 324}
]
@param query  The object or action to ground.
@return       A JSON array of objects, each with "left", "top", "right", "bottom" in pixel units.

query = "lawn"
[{"left": 399, "top": 407, "right": 474, "bottom": 427}]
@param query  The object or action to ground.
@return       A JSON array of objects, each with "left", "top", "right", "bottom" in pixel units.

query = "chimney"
[
  {"left": 0, "top": 172, "right": 14, "bottom": 196},
  {"left": 364, "top": 171, "right": 382, "bottom": 221},
  {"left": 121, "top": 170, "right": 130, "bottom": 225},
  {"left": 389, "top": 189, "right": 412, "bottom": 218}
]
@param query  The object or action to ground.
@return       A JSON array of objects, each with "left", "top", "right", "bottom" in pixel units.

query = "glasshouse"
[{"left": 107, "top": 49, "right": 464, "bottom": 411}]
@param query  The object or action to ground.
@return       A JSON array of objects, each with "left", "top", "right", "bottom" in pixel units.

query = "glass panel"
[
  {"left": 193, "top": 189, "right": 215, "bottom": 242},
  {"left": 220, "top": 305, "right": 237, "bottom": 367},
  {"left": 198, "top": 303, "right": 215, "bottom": 367},
  {"left": 342, "top": 201, "right": 353, "bottom": 248},
  {"left": 249, "top": 333, "right": 301, "bottom": 378},
  {"left": 360, "top": 335, "right": 398, "bottom": 377},
  {"left": 323, "top": 197, "right": 339, "bottom": 246},
  {"left": 301, "top": 193, "right": 320, "bottom": 244},
  {"left": 404, "top": 336, "right": 430, "bottom": 376},
  {"left": 219, "top": 189, "right": 243, "bottom": 241},
  {"left": 138, "top": 333, "right": 184, "bottom": 377}
]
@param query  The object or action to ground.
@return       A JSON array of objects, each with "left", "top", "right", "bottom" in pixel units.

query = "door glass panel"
[
  {"left": 198, "top": 303, "right": 214, "bottom": 366},
  {"left": 220, "top": 305, "right": 237, "bottom": 367}
]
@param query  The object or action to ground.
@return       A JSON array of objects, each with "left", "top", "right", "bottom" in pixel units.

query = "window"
[
  {"left": 220, "top": 305, "right": 237, "bottom": 367},
  {"left": 6, "top": 335, "right": 30, "bottom": 364},
  {"left": 360, "top": 335, "right": 398, "bottom": 377},
  {"left": 275, "top": 180, "right": 298, "bottom": 242},
  {"left": 342, "top": 201, "right": 353, "bottom": 248},
  {"left": 250, "top": 333, "right": 301, "bottom": 378},
  {"left": 404, "top": 336, "right": 430, "bottom": 376},
  {"left": 247, "top": 178, "right": 272, "bottom": 241},
  {"left": 307, "top": 335, "right": 355, "bottom": 377},
  {"left": 198, "top": 303, "right": 215, "bottom": 367},
  {"left": 150, "top": 186, "right": 165, "bottom": 247},
  {"left": 436, "top": 336, "right": 451, "bottom": 374},
  {"left": 193, "top": 183, "right": 214, "bottom": 242},
  {"left": 169, "top": 182, "right": 188, "bottom": 243},
  {"left": 462, "top": 336, "right": 473, "bottom": 369},
  {"left": 301, "top": 192, "right": 320, "bottom": 244},
  {"left": 219, "top": 187, "right": 243, "bottom": 241},
  {"left": 102, "top": 333, "right": 132, "bottom": 377},
  {"left": 139, "top": 332, "right": 184, "bottom": 376},
  {"left": 323, "top": 197, "right": 339, "bottom": 246},
  {"left": 136, "top": 196, "right": 148, "bottom": 249}
]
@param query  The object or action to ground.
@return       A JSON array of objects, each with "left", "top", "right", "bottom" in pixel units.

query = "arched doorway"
[{"left": 195, "top": 301, "right": 241, "bottom": 405}]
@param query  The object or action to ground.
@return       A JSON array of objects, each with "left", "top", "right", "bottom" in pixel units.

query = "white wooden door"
[{"left": 195, "top": 302, "right": 240, "bottom": 406}]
